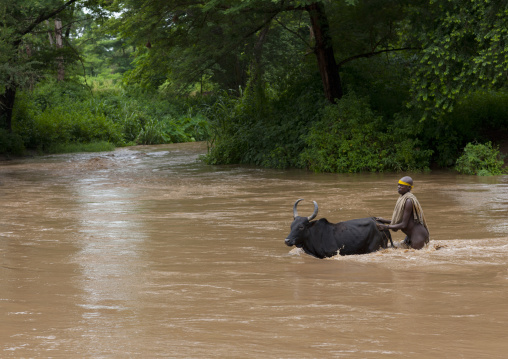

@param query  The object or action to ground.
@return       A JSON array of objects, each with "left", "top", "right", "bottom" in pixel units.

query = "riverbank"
[{"left": 2, "top": 139, "right": 508, "bottom": 172}]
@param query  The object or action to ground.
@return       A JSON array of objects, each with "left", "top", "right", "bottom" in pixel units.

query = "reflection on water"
[{"left": 1, "top": 142, "right": 507, "bottom": 358}]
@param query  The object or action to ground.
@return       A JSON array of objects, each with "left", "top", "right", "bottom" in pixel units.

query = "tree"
[
  {"left": 306, "top": 2, "right": 343, "bottom": 101},
  {"left": 108, "top": 0, "right": 411, "bottom": 102},
  {"left": 404, "top": 0, "right": 508, "bottom": 119},
  {"left": 75, "top": 21, "right": 135, "bottom": 80},
  {"left": 0, "top": 0, "right": 83, "bottom": 131}
]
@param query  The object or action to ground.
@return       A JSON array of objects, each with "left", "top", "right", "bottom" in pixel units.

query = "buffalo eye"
[{"left": 298, "top": 225, "right": 304, "bottom": 231}]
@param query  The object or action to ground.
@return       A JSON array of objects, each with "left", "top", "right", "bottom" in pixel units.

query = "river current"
[{"left": 1, "top": 142, "right": 507, "bottom": 358}]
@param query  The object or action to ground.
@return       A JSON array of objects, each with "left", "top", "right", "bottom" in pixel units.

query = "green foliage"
[
  {"left": 0, "top": 1, "right": 43, "bottom": 90},
  {"left": 204, "top": 77, "right": 434, "bottom": 172},
  {"left": 455, "top": 142, "right": 506, "bottom": 176},
  {"left": 340, "top": 56, "right": 412, "bottom": 119},
  {"left": 14, "top": 101, "right": 124, "bottom": 150},
  {"left": 74, "top": 20, "right": 135, "bottom": 82},
  {"left": 422, "top": 90, "right": 508, "bottom": 167},
  {"left": 5, "top": 80, "right": 211, "bottom": 154},
  {"left": 0, "top": 129, "right": 25, "bottom": 155},
  {"left": 2, "top": 0, "right": 506, "bottom": 173},
  {"left": 0, "top": 0, "right": 107, "bottom": 131},
  {"left": 0, "top": 1, "right": 92, "bottom": 91},
  {"left": 109, "top": 0, "right": 410, "bottom": 98},
  {"left": 136, "top": 118, "right": 171, "bottom": 145},
  {"left": 136, "top": 113, "right": 210, "bottom": 145},
  {"left": 404, "top": 0, "right": 508, "bottom": 120},
  {"left": 46, "top": 141, "right": 116, "bottom": 154},
  {"left": 202, "top": 91, "right": 246, "bottom": 165},
  {"left": 450, "top": 91, "right": 508, "bottom": 136},
  {"left": 170, "top": 111, "right": 210, "bottom": 143},
  {"left": 203, "top": 72, "right": 324, "bottom": 169},
  {"left": 300, "top": 93, "right": 432, "bottom": 173},
  {"left": 13, "top": 83, "right": 125, "bottom": 151}
]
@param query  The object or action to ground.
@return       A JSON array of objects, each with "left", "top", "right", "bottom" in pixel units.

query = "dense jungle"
[{"left": 1, "top": 0, "right": 507, "bottom": 175}]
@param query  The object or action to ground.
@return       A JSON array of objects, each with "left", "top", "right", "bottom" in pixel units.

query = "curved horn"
[
  {"left": 293, "top": 199, "right": 304, "bottom": 219},
  {"left": 308, "top": 201, "right": 319, "bottom": 221}
]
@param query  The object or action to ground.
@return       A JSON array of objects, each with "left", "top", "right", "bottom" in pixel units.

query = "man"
[{"left": 376, "top": 176, "right": 430, "bottom": 249}]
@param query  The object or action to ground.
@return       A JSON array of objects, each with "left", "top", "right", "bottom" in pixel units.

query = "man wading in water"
[{"left": 376, "top": 176, "right": 430, "bottom": 249}]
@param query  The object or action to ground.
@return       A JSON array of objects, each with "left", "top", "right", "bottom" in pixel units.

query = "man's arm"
[{"left": 386, "top": 198, "right": 413, "bottom": 230}]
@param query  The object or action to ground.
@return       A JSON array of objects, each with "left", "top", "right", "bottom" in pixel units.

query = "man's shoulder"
[{"left": 405, "top": 192, "right": 417, "bottom": 200}]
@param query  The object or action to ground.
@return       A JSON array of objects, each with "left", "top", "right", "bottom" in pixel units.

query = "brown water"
[{"left": 1, "top": 142, "right": 507, "bottom": 358}]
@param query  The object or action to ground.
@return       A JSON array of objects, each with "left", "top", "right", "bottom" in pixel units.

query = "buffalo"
[{"left": 285, "top": 199, "right": 393, "bottom": 258}]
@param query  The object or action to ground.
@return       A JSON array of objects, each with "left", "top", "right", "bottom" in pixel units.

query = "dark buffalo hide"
[{"left": 284, "top": 199, "right": 392, "bottom": 258}]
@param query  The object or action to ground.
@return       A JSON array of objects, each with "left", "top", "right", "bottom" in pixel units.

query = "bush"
[
  {"left": 7, "top": 80, "right": 212, "bottom": 154},
  {"left": 455, "top": 142, "right": 506, "bottom": 176},
  {"left": 136, "top": 118, "right": 170, "bottom": 145},
  {"left": 0, "top": 129, "right": 25, "bottom": 155},
  {"left": 301, "top": 94, "right": 385, "bottom": 172},
  {"left": 203, "top": 84, "right": 434, "bottom": 173},
  {"left": 136, "top": 111, "right": 210, "bottom": 145},
  {"left": 13, "top": 99, "right": 125, "bottom": 151},
  {"left": 203, "top": 74, "right": 324, "bottom": 169},
  {"left": 201, "top": 90, "right": 248, "bottom": 165},
  {"left": 300, "top": 93, "right": 432, "bottom": 172},
  {"left": 427, "top": 90, "right": 508, "bottom": 167}
]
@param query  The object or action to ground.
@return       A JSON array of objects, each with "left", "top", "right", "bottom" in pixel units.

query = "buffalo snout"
[{"left": 285, "top": 237, "right": 295, "bottom": 246}]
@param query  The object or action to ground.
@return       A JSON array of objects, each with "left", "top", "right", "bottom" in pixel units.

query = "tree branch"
[
  {"left": 21, "top": 0, "right": 81, "bottom": 36},
  {"left": 337, "top": 47, "right": 420, "bottom": 68},
  {"left": 240, "top": 12, "right": 279, "bottom": 40},
  {"left": 274, "top": 17, "right": 312, "bottom": 50}
]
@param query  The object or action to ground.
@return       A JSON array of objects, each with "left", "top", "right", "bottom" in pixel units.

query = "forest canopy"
[{"left": 1, "top": 0, "right": 507, "bottom": 174}]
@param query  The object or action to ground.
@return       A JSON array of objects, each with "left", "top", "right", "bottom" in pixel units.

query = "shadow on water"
[{"left": 1, "top": 142, "right": 507, "bottom": 358}]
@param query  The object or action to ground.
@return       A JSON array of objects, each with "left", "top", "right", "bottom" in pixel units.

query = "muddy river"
[{"left": 1, "top": 142, "right": 507, "bottom": 358}]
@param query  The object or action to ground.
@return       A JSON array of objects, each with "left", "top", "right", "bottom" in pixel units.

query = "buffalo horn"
[
  {"left": 308, "top": 201, "right": 319, "bottom": 221},
  {"left": 293, "top": 199, "right": 319, "bottom": 221},
  {"left": 293, "top": 199, "right": 304, "bottom": 219}
]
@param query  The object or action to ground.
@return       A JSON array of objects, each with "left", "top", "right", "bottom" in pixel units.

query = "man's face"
[{"left": 397, "top": 183, "right": 411, "bottom": 195}]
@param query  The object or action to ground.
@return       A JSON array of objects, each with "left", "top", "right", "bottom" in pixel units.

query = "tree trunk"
[
  {"left": 55, "top": 19, "right": 65, "bottom": 81},
  {"left": 25, "top": 44, "right": 35, "bottom": 91},
  {"left": 0, "top": 87, "right": 16, "bottom": 132},
  {"left": 250, "top": 25, "right": 270, "bottom": 86},
  {"left": 306, "top": 2, "right": 342, "bottom": 103},
  {"left": 46, "top": 20, "right": 55, "bottom": 46},
  {"left": 0, "top": 0, "right": 80, "bottom": 131}
]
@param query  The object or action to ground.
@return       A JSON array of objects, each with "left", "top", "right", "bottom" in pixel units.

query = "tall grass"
[
  {"left": 46, "top": 141, "right": 116, "bottom": 154},
  {"left": 7, "top": 80, "right": 211, "bottom": 155}
]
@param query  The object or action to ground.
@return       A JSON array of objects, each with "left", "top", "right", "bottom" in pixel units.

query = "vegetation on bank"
[
  {"left": 455, "top": 142, "right": 506, "bottom": 176},
  {"left": 2, "top": 81, "right": 210, "bottom": 156},
  {"left": 2, "top": 76, "right": 507, "bottom": 176},
  {"left": 202, "top": 81, "right": 507, "bottom": 175},
  {"left": 1, "top": 0, "right": 507, "bottom": 176}
]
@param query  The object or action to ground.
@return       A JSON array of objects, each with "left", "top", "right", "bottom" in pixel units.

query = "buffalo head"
[{"left": 285, "top": 199, "right": 318, "bottom": 247}]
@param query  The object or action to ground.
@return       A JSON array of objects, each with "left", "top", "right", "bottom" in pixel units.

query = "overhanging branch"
[
  {"left": 21, "top": 0, "right": 81, "bottom": 36},
  {"left": 337, "top": 47, "right": 420, "bottom": 68}
]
